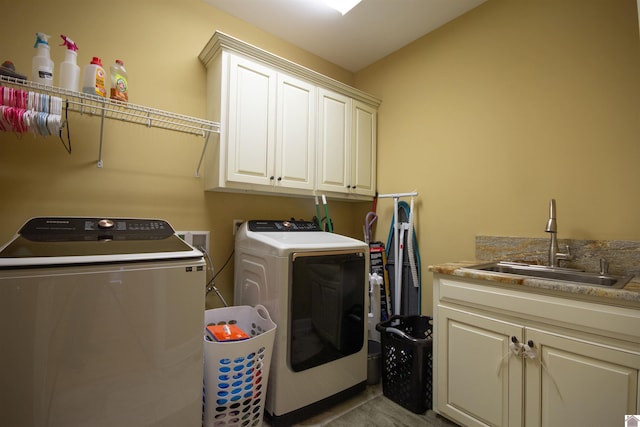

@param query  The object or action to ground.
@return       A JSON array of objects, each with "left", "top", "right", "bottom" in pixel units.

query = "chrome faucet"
[{"left": 545, "top": 199, "right": 571, "bottom": 267}]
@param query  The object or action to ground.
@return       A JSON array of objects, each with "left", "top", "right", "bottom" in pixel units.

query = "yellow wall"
[
  {"left": 2, "top": 0, "right": 640, "bottom": 315},
  {"left": 0, "top": 0, "right": 367, "bottom": 309},
  {"left": 356, "top": 0, "right": 640, "bottom": 313}
]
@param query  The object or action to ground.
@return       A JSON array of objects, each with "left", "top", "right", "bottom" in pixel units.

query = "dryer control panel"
[{"left": 248, "top": 220, "right": 321, "bottom": 232}]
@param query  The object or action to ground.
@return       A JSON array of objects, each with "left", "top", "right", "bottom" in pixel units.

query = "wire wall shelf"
[{"left": 0, "top": 74, "right": 219, "bottom": 175}]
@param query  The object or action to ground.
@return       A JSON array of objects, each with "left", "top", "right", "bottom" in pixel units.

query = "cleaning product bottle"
[
  {"left": 82, "top": 57, "right": 106, "bottom": 97},
  {"left": 31, "top": 33, "right": 54, "bottom": 86},
  {"left": 109, "top": 59, "right": 128, "bottom": 102},
  {"left": 59, "top": 35, "right": 80, "bottom": 92}
]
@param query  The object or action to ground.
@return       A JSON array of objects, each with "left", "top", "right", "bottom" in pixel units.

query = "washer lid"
[{"left": 0, "top": 217, "right": 202, "bottom": 268}]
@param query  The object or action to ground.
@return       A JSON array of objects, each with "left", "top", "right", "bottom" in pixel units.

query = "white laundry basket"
[{"left": 202, "top": 305, "right": 276, "bottom": 427}]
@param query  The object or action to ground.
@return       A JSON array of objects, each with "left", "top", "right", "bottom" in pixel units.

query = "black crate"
[{"left": 376, "top": 315, "right": 433, "bottom": 414}]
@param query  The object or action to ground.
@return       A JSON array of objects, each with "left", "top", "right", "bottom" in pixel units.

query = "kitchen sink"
[{"left": 462, "top": 261, "right": 634, "bottom": 289}]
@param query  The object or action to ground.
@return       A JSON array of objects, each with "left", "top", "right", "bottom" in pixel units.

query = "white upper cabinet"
[
  {"left": 316, "top": 90, "right": 378, "bottom": 197},
  {"left": 316, "top": 88, "right": 351, "bottom": 194},
  {"left": 199, "top": 31, "right": 379, "bottom": 200},
  {"left": 224, "top": 55, "right": 315, "bottom": 192},
  {"left": 226, "top": 54, "right": 277, "bottom": 187},
  {"left": 351, "top": 100, "right": 377, "bottom": 196},
  {"left": 275, "top": 73, "right": 316, "bottom": 192}
]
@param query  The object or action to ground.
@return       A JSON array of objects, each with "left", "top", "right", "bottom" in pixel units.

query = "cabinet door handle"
[
  {"left": 522, "top": 340, "right": 537, "bottom": 359},
  {"left": 509, "top": 336, "right": 523, "bottom": 356}
]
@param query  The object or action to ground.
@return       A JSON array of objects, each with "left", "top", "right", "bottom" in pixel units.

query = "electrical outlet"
[
  {"left": 176, "top": 230, "right": 210, "bottom": 253},
  {"left": 233, "top": 219, "right": 243, "bottom": 235}
]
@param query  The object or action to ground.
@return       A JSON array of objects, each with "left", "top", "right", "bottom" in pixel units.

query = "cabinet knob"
[
  {"left": 346, "top": 185, "right": 351, "bottom": 189},
  {"left": 269, "top": 176, "right": 275, "bottom": 180},
  {"left": 511, "top": 336, "right": 519, "bottom": 344},
  {"left": 277, "top": 177, "right": 282, "bottom": 181}
]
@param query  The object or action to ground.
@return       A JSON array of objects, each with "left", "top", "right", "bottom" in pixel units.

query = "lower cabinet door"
[
  {"left": 437, "top": 306, "right": 524, "bottom": 427},
  {"left": 524, "top": 327, "right": 640, "bottom": 427}
]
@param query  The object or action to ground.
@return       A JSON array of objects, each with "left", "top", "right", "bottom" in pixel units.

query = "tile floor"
[{"left": 263, "top": 383, "right": 459, "bottom": 426}]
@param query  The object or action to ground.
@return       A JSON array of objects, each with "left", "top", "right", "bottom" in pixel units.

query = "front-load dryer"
[{"left": 234, "top": 220, "right": 369, "bottom": 426}]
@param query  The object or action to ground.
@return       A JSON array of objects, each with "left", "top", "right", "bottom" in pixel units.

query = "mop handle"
[
  {"left": 322, "top": 194, "right": 333, "bottom": 232},
  {"left": 314, "top": 196, "right": 322, "bottom": 228}
]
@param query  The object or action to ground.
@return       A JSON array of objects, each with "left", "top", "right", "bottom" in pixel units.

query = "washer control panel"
[
  {"left": 248, "top": 220, "right": 321, "bottom": 232},
  {"left": 19, "top": 217, "right": 174, "bottom": 241}
]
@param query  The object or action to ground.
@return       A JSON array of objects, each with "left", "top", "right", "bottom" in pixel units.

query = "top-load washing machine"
[
  {"left": 234, "top": 220, "right": 369, "bottom": 426},
  {"left": 0, "top": 217, "right": 206, "bottom": 427}
]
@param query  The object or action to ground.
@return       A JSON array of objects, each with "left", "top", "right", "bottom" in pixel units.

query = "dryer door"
[{"left": 289, "top": 250, "right": 366, "bottom": 372}]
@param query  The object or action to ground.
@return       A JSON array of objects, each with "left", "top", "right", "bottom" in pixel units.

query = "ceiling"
[{"left": 204, "top": 0, "right": 487, "bottom": 72}]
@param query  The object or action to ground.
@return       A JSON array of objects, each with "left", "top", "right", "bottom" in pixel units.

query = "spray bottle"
[
  {"left": 59, "top": 35, "right": 80, "bottom": 92},
  {"left": 31, "top": 33, "right": 54, "bottom": 86}
]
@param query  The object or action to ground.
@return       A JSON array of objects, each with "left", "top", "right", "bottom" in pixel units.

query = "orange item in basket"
[{"left": 206, "top": 324, "right": 250, "bottom": 342}]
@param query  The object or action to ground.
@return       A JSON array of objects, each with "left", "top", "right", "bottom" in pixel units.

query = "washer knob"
[{"left": 98, "top": 219, "right": 115, "bottom": 229}]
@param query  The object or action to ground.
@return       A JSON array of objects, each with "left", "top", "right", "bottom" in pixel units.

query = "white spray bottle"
[
  {"left": 32, "top": 32, "right": 54, "bottom": 86},
  {"left": 59, "top": 35, "right": 80, "bottom": 92}
]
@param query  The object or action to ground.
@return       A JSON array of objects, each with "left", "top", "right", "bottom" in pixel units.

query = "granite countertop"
[{"left": 429, "top": 261, "right": 640, "bottom": 308}]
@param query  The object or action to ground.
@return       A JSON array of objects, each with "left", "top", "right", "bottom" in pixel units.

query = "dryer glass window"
[{"left": 289, "top": 250, "right": 365, "bottom": 372}]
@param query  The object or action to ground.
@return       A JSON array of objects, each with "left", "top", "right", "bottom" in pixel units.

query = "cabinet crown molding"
[{"left": 199, "top": 31, "right": 381, "bottom": 108}]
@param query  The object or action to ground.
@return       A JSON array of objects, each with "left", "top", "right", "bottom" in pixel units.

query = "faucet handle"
[{"left": 556, "top": 244, "right": 572, "bottom": 261}]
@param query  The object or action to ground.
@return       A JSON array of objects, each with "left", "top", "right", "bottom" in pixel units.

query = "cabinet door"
[
  {"left": 437, "top": 306, "right": 523, "bottom": 427},
  {"left": 351, "top": 101, "right": 376, "bottom": 196},
  {"left": 316, "top": 88, "right": 350, "bottom": 193},
  {"left": 275, "top": 74, "right": 316, "bottom": 191},
  {"left": 525, "top": 327, "right": 640, "bottom": 426},
  {"left": 226, "top": 55, "right": 276, "bottom": 185}
]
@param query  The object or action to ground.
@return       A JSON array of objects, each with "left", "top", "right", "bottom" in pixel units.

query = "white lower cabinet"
[
  {"left": 525, "top": 328, "right": 639, "bottom": 427},
  {"left": 434, "top": 275, "right": 640, "bottom": 427},
  {"left": 437, "top": 306, "right": 523, "bottom": 427}
]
